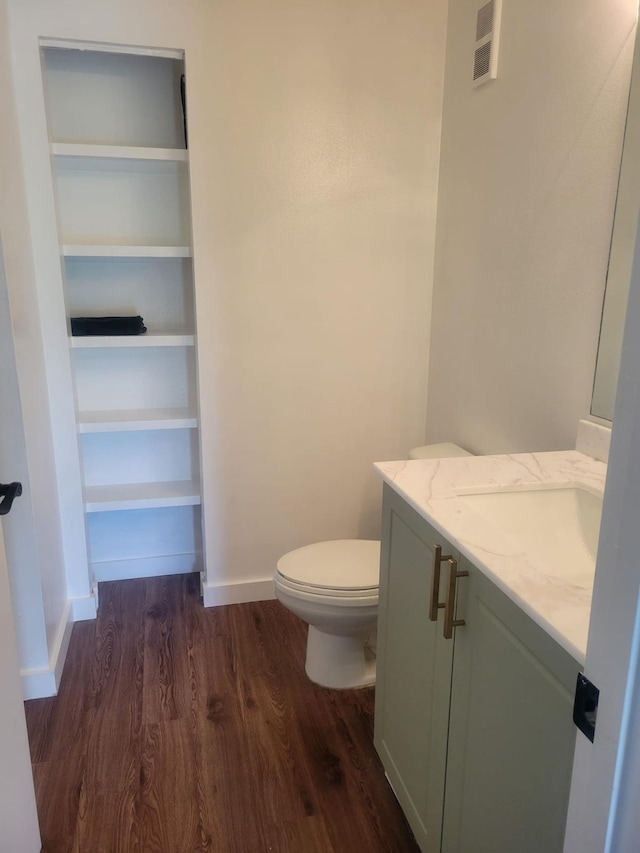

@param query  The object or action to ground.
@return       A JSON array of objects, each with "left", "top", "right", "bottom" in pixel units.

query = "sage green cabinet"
[
  {"left": 442, "top": 556, "right": 578, "bottom": 853},
  {"left": 374, "top": 484, "right": 579, "bottom": 853},
  {"left": 374, "top": 485, "right": 455, "bottom": 851}
]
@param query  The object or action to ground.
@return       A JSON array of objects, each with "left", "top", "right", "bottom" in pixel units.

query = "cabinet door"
[
  {"left": 442, "top": 558, "right": 579, "bottom": 853},
  {"left": 375, "top": 485, "right": 455, "bottom": 852}
]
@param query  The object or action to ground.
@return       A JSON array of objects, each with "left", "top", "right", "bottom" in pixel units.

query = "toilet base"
[{"left": 305, "top": 625, "right": 376, "bottom": 689}]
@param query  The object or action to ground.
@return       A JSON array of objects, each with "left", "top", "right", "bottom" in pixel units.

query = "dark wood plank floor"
[{"left": 25, "top": 574, "right": 419, "bottom": 852}]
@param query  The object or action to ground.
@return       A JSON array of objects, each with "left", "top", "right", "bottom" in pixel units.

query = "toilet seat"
[
  {"left": 276, "top": 539, "right": 380, "bottom": 594},
  {"left": 275, "top": 572, "right": 379, "bottom": 601}
]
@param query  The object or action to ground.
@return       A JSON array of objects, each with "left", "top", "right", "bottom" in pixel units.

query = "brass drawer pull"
[
  {"left": 443, "top": 558, "right": 468, "bottom": 639},
  {"left": 429, "top": 544, "right": 453, "bottom": 622}
]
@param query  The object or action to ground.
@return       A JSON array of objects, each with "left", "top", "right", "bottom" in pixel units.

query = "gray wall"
[{"left": 426, "top": 0, "right": 637, "bottom": 454}]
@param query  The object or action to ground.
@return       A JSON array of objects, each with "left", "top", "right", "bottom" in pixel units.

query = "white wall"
[
  {"left": 0, "top": 0, "right": 74, "bottom": 697},
  {"left": 426, "top": 0, "right": 637, "bottom": 455},
  {"left": 0, "top": 521, "right": 41, "bottom": 853},
  {"left": 195, "top": 0, "right": 449, "bottom": 600},
  {"left": 564, "top": 217, "right": 640, "bottom": 852},
  {"left": 0, "top": 239, "right": 48, "bottom": 672},
  {"left": 5, "top": 0, "right": 449, "bottom": 607}
]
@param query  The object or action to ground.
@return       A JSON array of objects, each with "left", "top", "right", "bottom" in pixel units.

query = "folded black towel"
[{"left": 70, "top": 316, "right": 147, "bottom": 336}]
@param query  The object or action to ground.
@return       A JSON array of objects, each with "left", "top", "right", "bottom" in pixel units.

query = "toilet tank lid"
[
  {"left": 409, "top": 442, "right": 472, "bottom": 460},
  {"left": 277, "top": 539, "right": 380, "bottom": 590}
]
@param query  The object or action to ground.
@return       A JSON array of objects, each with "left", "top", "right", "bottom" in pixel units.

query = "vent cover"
[
  {"left": 476, "top": 0, "right": 494, "bottom": 40},
  {"left": 474, "top": 41, "right": 492, "bottom": 80},
  {"left": 473, "top": 0, "right": 501, "bottom": 87}
]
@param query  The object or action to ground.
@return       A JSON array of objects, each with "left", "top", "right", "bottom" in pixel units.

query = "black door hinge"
[
  {"left": 573, "top": 673, "right": 599, "bottom": 743},
  {"left": 0, "top": 482, "right": 22, "bottom": 516}
]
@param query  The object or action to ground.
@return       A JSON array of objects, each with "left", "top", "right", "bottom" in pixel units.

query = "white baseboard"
[
  {"left": 92, "top": 552, "right": 200, "bottom": 582},
  {"left": 70, "top": 592, "right": 98, "bottom": 622},
  {"left": 21, "top": 599, "right": 74, "bottom": 700},
  {"left": 21, "top": 667, "right": 57, "bottom": 701},
  {"left": 202, "top": 576, "right": 276, "bottom": 607},
  {"left": 53, "top": 603, "right": 74, "bottom": 688}
]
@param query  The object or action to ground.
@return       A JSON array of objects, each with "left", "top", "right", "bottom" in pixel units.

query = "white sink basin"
[{"left": 459, "top": 485, "right": 603, "bottom": 583}]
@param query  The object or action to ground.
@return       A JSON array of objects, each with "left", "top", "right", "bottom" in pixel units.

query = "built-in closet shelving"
[{"left": 42, "top": 44, "right": 204, "bottom": 583}]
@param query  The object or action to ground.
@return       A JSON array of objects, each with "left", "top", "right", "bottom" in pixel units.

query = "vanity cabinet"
[
  {"left": 374, "top": 484, "right": 579, "bottom": 853},
  {"left": 374, "top": 485, "right": 455, "bottom": 849}
]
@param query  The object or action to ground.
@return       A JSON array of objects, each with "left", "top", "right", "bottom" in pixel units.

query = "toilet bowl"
[
  {"left": 274, "top": 539, "right": 380, "bottom": 689},
  {"left": 275, "top": 443, "right": 472, "bottom": 690}
]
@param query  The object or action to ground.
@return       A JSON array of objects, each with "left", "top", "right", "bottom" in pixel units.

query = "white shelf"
[
  {"left": 41, "top": 38, "right": 184, "bottom": 61},
  {"left": 51, "top": 143, "right": 188, "bottom": 161},
  {"left": 77, "top": 408, "right": 198, "bottom": 433},
  {"left": 84, "top": 480, "right": 201, "bottom": 513},
  {"left": 63, "top": 245, "right": 192, "bottom": 258},
  {"left": 70, "top": 333, "right": 195, "bottom": 348}
]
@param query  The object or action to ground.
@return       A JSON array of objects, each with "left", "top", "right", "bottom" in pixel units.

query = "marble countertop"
[{"left": 374, "top": 450, "right": 607, "bottom": 664}]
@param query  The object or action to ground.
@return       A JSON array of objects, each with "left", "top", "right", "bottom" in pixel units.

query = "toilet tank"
[{"left": 408, "top": 442, "right": 473, "bottom": 460}]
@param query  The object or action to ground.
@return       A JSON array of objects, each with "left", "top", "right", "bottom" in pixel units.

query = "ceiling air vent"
[{"left": 473, "top": 0, "right": 502, "bottom": 88}]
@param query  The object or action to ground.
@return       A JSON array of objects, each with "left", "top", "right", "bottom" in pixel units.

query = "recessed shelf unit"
[{"left": 42, "top": 43, "right": 204, "bottom": 584}]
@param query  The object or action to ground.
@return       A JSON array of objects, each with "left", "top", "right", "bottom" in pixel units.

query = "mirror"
[{"left": 592, "top": 32, "right": 640, "bottom": 420}]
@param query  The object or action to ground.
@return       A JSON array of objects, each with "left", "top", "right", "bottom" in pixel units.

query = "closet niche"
[{"left": 41, "top": 43, "right": 204, "bottom": 583}]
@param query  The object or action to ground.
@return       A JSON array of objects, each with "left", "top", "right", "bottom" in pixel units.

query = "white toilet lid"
[{"left": 276, "top": 539, "right": 380, "bottom": 591}]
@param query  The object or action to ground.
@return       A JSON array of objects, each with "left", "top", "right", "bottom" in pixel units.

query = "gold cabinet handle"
[
  {"left": 429, "top": 544, "right": 452, "bottom": 622},
  {"left": 443, "top": 558, "right": 468, "bottom": 639}
]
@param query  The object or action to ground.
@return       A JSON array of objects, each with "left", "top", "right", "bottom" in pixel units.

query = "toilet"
[
  {"left": 274, "top": 443, "right": 472, "bottom": 689},
  {"left": 274, "top": 539, "right": 380, "bottom": 689}
]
